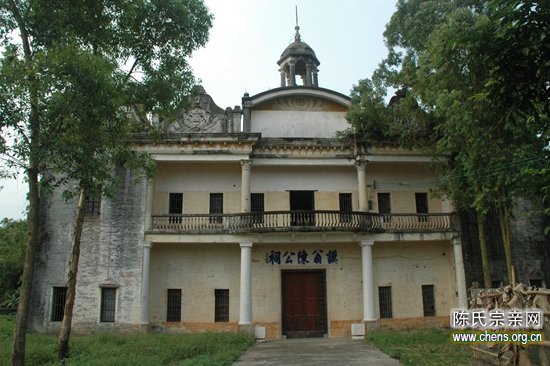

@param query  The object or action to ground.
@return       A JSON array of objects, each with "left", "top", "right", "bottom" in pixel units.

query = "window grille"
[
  {"left": 251, "top": 193, "right": 264, "bottom": 224},
  {"left": 51, "top": 287, "right": 67, "bottom": 322},
  {"left": 415, "top": 192, "right": 428, "bottom": 222},
  {"left": 422, "top": 285, "right": 436, "bottom": 317},
  {"left": 339, "top": 193, "right": 352, "bottom": 223},
  {"left": 377, "top": 193, "right": 391, "bottom": 222},
  {"left": 214, "top": 289, "right": 229, "bottom": 322},
  {"left": 100, "top": 288, "right": 116, "bottom": 322},
  {"left": 209, "top": 193, "right": 223, "bottom": 223},
  {"left": 169, "top": 193, "right": 183, "bottom": 224},
  {"left": 85, "top": 197, "right": 101, "bottom": 216},
  {"left": 166, "top": 289, "right": 182, "bottom": 322},
  {"left": 378, "top": 286, "right": 393, "bottom": 319}
]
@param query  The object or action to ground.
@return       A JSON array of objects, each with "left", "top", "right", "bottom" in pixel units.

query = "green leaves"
[
  {"left": 348, "top": 0, "right": 549, "bottom": 231},
  {"left": 0, "top": 0, "right": 213, "bottom": 198}
]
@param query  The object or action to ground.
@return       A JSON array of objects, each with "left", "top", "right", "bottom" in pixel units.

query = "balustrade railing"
[{"left": 151, "top": 211, "right": 457, "bottom": 233}]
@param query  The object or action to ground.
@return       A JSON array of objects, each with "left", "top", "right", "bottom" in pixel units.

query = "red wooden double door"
[{"left": 281, "top": 270, "right": 327, "bottom": 338}]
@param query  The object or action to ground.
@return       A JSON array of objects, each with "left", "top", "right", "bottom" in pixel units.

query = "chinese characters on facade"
[{"left": 265, "top": 249, "right": 339, "bottom": 265}]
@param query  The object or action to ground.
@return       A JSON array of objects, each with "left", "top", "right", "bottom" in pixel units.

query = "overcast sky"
[{"left": 0, "top": 0, "right": 397, "bottom": 220}]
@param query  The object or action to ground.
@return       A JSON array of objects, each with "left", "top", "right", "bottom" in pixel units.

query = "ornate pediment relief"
[
  {"left": 164, "top": 87, "right": 238, "bottom": 133},
  {"left": 254, "top": 96, "right": 348, "bottom": 112}
]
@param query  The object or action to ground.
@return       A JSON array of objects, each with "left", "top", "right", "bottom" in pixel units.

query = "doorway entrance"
[
  {"left": 289, "top": 190, "right": 315, "bottom": 226},
  {"left": 281, "top": 270, "right": 327, "bottom": 338}
]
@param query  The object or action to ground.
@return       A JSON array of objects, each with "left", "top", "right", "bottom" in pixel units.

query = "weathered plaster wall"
[
  {"left": 148, "top": 240, "right": 456, "bottom": 339},
  {"left": 250, "top": 110, "right": 348, "bottom": 138},
  {"left": 30, "top": 168, "right": 147, "bottom": 332},
  {"left": 373, "top": 241, "right": 456, "bottom": 318}
]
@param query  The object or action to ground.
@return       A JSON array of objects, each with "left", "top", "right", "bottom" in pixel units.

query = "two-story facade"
[{"left": 30, "top": 26, "right": 467, "bottom": 340}]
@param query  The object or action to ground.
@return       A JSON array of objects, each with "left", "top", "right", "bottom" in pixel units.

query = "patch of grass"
[
  {"left": 0, "top": 316, "right": 254, "bottom": 366},
  {"left": 367, "top": 328, "right": 471, "bottom": 366}
]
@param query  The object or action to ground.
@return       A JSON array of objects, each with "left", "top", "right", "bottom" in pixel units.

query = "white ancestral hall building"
[{"left": 30, "top": 26, "right": 467, "bottom": 340}]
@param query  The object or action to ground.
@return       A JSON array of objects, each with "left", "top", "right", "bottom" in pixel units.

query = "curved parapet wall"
[{"left": 243, "top": 87, "right": 351, "bottom": 138}]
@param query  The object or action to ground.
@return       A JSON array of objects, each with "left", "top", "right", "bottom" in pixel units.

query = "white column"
[
  {"left": 239, "top": 242, "right": 253, "bottom": 326},
  {"left": 241, "top": 160, "right": 252, "bottom": 213},
  {"left": 143, "top": 179, "right": 154, "bottom": 231},
  {"left": 356, "top": 160, "right": 368, "bottom": 211},
  {"left": 360, "top": 240, "right": 376, "bottom": 321},
  {"left": 453, "top": 237, "right": 468, "bottom": 308},
  {"left": 140, "top": 242, "right": 152, "bottom": 325}
]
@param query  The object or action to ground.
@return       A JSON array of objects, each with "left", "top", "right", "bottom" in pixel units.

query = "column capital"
[
  {"left": 452, "top": 236, "right": 462, "bottom": 246},
  {"left": 140, "top": 241, "right": 153, "bottom": 249},
  {"left": 359, "top": 239, "right": 374, "bottom": 247},
  {"left": 240, "top": 241, "right": 253, "bottom": 248},
  {"left": 241, "top": 159, "right": 252, "bottom": 170},
  {"left": 355, "top": 159, "right": 367, "bottom": 170}
]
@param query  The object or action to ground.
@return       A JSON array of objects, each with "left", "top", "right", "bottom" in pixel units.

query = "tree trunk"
[
  {"left": 476, "top": 212, "right": 492, "bottom": 288},
  {"left": 10, "top": 1, "right": 40, "bottom": 363},
  {"left": 498, "top": 205, "right": 513, "bottom": 285},
  {"left": 11, "top": 168, "right": 40, "bottom": 366},
  {"left": 58, "top": 188, "right": 87, "bottom": 360}
]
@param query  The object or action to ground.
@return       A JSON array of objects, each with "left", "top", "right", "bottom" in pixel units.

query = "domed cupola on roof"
[{"left": 277, "top": 18, "right": 320, "bottom": 88}]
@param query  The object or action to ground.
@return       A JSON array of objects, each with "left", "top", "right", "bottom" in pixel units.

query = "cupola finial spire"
[{"left": 294, "top": 6, "right": 301, "bottom": 41}]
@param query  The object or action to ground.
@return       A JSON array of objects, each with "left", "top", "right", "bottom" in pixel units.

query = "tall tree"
[
  {"left": 0, "top": 1, "right": 212, "bottom": 364},
  {"left": 347, "top": 0, "right": 549, "bottom": 285}
]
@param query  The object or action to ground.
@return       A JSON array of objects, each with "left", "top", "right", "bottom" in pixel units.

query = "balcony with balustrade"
[{"left": 149, "top": 210, "right": 458, "bottom": 235}]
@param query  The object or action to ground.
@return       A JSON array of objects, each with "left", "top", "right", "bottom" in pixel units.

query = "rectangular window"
[
  {"left": 491, "top": 280, "right": 502, "bottom": 289},
  {"left": 378, "top": 286, "right": 393, "bottom": 319},
  {"left": 51, "top": 286, "right": 67, "bottom": 322},
  {"left": 251, "top": 193, "right": 264, "bottom": 224},
  {"left": 166, "top": 289, "right": 182, "bottom": 322},
  {"left": 339, "top": 193, "right": 353, "bottom": 223},
  {"left": 100, "top": 287, "right": 117, "bottom": 322},
  {"left": 422, "top": 285, "right": 436, "bottom": 317},
  {"left": 415, "top": 192, "right": 429, "bottom": 222},
  {"left": 209, "top": 193, "right": 223, "bottom": 223},
  {"left": 377, "top": 193, "right": 391, "bottom": 222},
  {"left": 85, "top": 197, "right": 101, "bottom": 216},
  {"left": 169, "top": 193, "right": 183, "bottom": 224},
  {"left": 214, "top": 289, "right": 229, "bottom": 322}
]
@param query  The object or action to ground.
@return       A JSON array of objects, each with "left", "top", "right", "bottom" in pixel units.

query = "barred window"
[
  {"left": 166, "top": 289, "right": 182, "bottom": 322},
  {"left": 378, "top": 286, "right": 393, "bottom": 319},
  {"left": 377, "top": 193, "right": 391, "bottom": 213},
  {"left": 169, "top": 193, "right": 183, "bottom": 224},
  {"left": 85, "top": 197, "right": 101, "bottom": 216},
  {"left": 377, "top": 193, "right": 391, "bottom": 222},
  {"left": 339, "top": 193, "right": 352, "bottom": 223},
  {"left": 422, "top": 285, "right": 435, "bottom": 317},
  {"left": 251, "top": 193, "right": 264, "bottom": 224},
  {"left": 51, "top": 286, "right": 67, "bottom": 322},
  {"left": 100, "top": 287, "right": 117, "bottom": 322},
  {"left": 214, "top": 289, "right": 229, "bottom": 322},
  {"left": 169, "top": 193, "right": 183, "bottom": 214},
  {"left": 209, "top": 193, "right": 223, "bottom": 223},
  {"left": 415, "top": 192, "right": 428, "bottom": 222}
]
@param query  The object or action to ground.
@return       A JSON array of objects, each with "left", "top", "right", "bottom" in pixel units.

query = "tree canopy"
[
  {"left": 346, "top": 0, "right": 549, "bottom": 283},
  {"left": 1, "top": 1, "right": 213, "bottom": 364}
]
